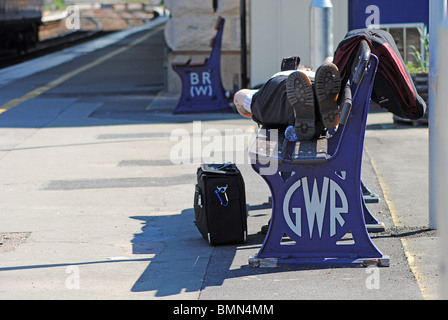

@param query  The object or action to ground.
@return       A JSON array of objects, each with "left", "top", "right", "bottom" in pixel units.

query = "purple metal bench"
[
  {"left": 172, "top": 16, "right": 233, "bottom": 114},
  {"left": 248, "top": 41, "right": 389, "bottom": 268}
]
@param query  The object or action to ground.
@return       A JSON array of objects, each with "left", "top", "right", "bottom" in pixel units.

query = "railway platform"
[{"left": 0, "top": 18, "right": 440, "bottom": 303}]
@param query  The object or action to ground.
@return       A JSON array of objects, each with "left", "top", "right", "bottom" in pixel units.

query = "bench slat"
[
  {"left": 189, "top": 55, "right": 208, "bottom": 66},
  {"left": 291, "top": 138, "right": 328, "bottom": 164},
  {"left": 171, "top": 55, "right": 191, "bottom": 66},
  {"left": 248, "top": 129, "right": 287, "bottom": 164}
]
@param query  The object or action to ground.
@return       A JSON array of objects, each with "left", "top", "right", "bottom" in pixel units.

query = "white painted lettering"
[
  {"left": 190, "top": 72, "right": 200, "bottom": 85},
  {"left": 302, "top": 177, "right": 328, "bottom": 239},
  {"left": 329, "top": 179, "right": 348, "bottom": 236},
  {"left": 283, "top": 180, "right": 303, "bottom": 236},
  {"left": 202, "top": 71, "right": 211, "bottom": 84},
  {"left": 283, "top": 176, "right": 348, "bottom": 239}
]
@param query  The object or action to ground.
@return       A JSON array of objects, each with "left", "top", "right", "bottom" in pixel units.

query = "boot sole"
[
  {"left": 315, "top": 63, "right": 341, "bottom": 129},
  {"left": 286, "top": 71, "right": 315, "bottom": 141}
]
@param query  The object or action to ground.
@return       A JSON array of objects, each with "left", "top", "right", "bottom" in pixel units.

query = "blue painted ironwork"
[
  {"left": 250, "top": 48, "right": 388, "bottom": 267},
  {"left": 362, "top": 180, "right": 380, "bottom": 203},
  {"left": 172, "top": 17, "right": 233, "bottom": 114}
]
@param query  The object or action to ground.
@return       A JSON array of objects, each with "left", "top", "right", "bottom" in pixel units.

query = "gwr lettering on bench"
[{"left": 283, "top": 176, "right": 348, "bottom": 239}]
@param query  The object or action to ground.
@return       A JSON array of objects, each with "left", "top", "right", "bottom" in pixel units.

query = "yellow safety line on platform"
[
  {"left": 365, "top": 145, "right": 429, "bottom": 299},
  {"left": 401, "top": 238, "right": 434, "bottom": 299},
  {"left": 0, "top": 25, "right": 163, "bottom": 116},
  {"left": 365, "top": 147, "right": 400, "bottom": 227}
]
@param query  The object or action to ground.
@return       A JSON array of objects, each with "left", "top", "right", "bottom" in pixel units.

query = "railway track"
[
  {"left": 0, "top": 14, "right": 104, "bottom": 69},
  {"left": 0, "top": 7, "right": 161, "bottom": 69}
]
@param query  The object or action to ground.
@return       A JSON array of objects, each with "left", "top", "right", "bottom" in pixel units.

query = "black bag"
[{"left": 194, "top": 163, "right": 247, "bottom": 245}]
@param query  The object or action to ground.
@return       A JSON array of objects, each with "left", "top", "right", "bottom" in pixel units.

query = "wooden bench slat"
[
  {"left": 250, "top": 128, "right": 329, "bottom": 165},
  {"left": 248, "top": 129, "right": 287, "bottom": 164},
  {"left": 171, "top": 16, "right": 223, "bottom": 68},
  {"left": 189, "top": 55, "right": 208, "bottom": 66},
  {"left": 171, "top": 55, "right": 191, "bottom": 66},
  {"left": 291, "top": 138, "right": 328, "bottom": 164}
]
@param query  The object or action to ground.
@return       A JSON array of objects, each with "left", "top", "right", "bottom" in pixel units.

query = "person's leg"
[{"left": 234, "top": 89, "right": 257, "bottom": 118}]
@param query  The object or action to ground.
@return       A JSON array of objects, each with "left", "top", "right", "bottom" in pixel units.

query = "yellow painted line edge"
[
  {"left": 365, "top": 145, "right": 430, "bottom": 299},
  {"left": 0, "top": 25, "right": 163, "bottom": 116}
]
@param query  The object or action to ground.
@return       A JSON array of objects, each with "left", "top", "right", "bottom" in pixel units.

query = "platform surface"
[{"left": 0, "top": 19, "right": 438, "bottom": 302}]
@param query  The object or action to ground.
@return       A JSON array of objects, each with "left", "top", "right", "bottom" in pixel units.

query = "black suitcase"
[{"left": 194, "top": 163, "right": 247, "bottom": 245}]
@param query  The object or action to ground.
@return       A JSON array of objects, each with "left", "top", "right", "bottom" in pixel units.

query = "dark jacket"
[{"left": 334, "top": 28, "right": 426, "bottom": 120}]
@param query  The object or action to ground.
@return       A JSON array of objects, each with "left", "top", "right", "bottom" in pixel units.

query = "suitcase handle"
[
  {"left": 215, "top": 185, "right": 229, "bottom": 206},
  {"left": 217, "top": 162, "right": 234, "bottom": 172}
]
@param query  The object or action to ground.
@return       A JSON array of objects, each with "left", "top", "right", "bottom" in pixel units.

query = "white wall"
[
  {"left": 250, "top": 0, "right": 348, "bottom": 87},
  {"left": 163, "top": 0, "right": 246, "bottom": 94}
]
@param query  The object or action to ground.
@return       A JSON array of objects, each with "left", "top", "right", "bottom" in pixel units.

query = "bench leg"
[
  {"left": 250, "top": 162, "right": 389, "bottom": 268},
  {"left": 362, "top": 180, "right": 380, "bottom": 203},
  {"left": 362, "top": 189, "right": 385, "bottom": 232},
  {"left": 172, "top": 66, "right": 233, "bottom": 114}
]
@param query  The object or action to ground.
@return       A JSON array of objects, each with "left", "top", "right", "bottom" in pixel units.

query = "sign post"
[
  {"left": 433, "top": 0, "right": 448, "bottom": 299},
  {"left": 429, "top": 0, "right": 447, "bottom": 230},
  {"left": 310, "top": 0, "right": 334, "bottom": 69}
]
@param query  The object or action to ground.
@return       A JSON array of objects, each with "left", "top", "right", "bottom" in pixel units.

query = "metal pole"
[
  {"left": 429, "top": 0, "right": 447, "bottom": 231},
  {"left": 310, "top": 0, "right": 333, "bottom": 69},
  {"left": 434, "top": 0, "right": 448, "bottom": 299},
  {"left": 240, "top": 0, "right": 248, "bottom": 89}
]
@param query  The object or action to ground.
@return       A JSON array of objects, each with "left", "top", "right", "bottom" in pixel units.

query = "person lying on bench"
[{"left": 234, "top": 57, "right": 342, "bottom": 141}]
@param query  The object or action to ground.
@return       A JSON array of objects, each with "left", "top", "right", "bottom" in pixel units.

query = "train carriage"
[{"left": 0, "top": 0, "right": 43, "bottom": 52}]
